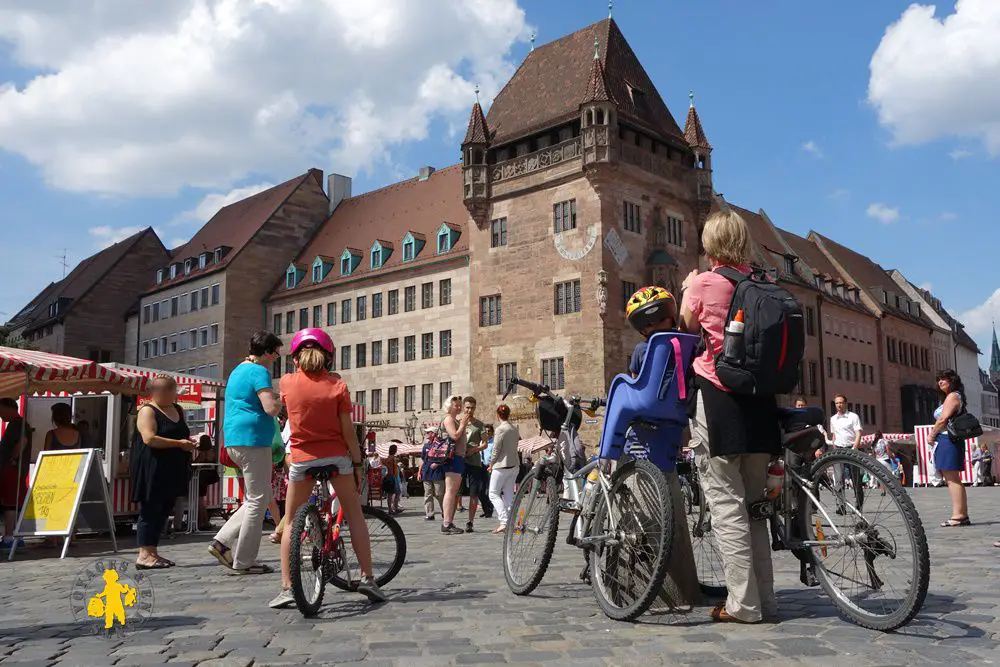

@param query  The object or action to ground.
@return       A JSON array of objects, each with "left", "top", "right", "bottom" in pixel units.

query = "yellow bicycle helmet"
[{"left": 625, "top": 285, "right": 677, "bottom": 332}]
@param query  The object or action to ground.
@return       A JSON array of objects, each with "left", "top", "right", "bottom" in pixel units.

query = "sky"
[{"left": 0, "top": 0, "right": 998, "bottom": 363}]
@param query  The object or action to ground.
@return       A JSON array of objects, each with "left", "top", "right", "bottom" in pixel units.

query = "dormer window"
[
  {"left": 156, "top": 268, "right": 165, "bottom": 284},
  {"left": 214, "top": 248, "right": 222, "bottom": 264},
  {"left": 882, "top": 290, "right": 889, "bottom": 305},
  {"left": 311, "top": 257, "right": 324, "bottom": 283},
  {"left": 436, "top": 223, "right": 460, "bottom": 254},
  {"left": 184, "top": 259, "right": 193, "bottom": 275},
  {"left": 169, "top": 264, "right": 178, "bottom": 279},
  {"left": 48, "top": 303, "right": 57, "bottom": 317},
  {"left": 401, "top": 231, "right": 425, "bottom": 262},
  {"left": 914, "top": 303, "right": 921, "bottom": 316},
  {"left": 783, "top": 256, "right": 795, "bottom": 276},
  {"left": 403, "top": 239, "right": 414, "bottom": 261},
  {"left": 340, "top": 249, "right": 361, "bottom": 277},
  {"left": 199, "top": 253, "right": 208, "bottom": 269},
  {"left": 370, "top": 240, "right": 392, "bottom": 270},
  {"left": 285, "top": 264, "right": 304, "bottom": 289}
]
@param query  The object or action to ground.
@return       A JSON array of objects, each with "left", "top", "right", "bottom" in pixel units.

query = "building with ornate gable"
[{"left": 460, "top": 18, "right": 713, "bottom": 413}]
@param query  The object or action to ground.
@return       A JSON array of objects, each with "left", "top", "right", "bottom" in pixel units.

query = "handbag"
[
  {"left": 948, "top": 406, "right": 983, "bottom": 441},
  {"left": 424, "top": 426, "right": 455, "bottom": 462}
]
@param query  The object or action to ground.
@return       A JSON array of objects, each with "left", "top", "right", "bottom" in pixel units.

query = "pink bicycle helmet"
[{"left": 290, "top": 327, "right": 334, "bottom": 357}]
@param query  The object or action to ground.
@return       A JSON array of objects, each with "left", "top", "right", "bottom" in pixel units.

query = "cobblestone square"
[{"left": 1, "top": 488, "right": 998, "bottom": 666}]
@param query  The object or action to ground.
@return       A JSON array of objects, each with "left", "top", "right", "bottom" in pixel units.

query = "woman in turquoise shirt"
[{"left": 208, "top": 331, "right": 282, "bottom": 574}]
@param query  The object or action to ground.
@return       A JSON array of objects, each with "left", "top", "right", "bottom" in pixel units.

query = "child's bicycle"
[{"left": 289, "top": 464, "right": 407, "bottom": 616}]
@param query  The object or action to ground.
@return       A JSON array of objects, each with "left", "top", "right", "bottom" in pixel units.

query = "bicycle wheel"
[
  {"left": 329, "top": 505, "right": 407, "bottom": 591},
  {"left": 688, "top": 492, "right": 727, "bottom": 598},
  {"left": 289, "top": 503, "right": 327, "bottom": 617},
  {"left": 799, "top": 448, "right": 929, "bottom": 631},
  {"left": 589, "top": 458, "right": 673, "bottom": 621},
  {"left": 503, "top": 467, "right": 560, "bottom": 595}
]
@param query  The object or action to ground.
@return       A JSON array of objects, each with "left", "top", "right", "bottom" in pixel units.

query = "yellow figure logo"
[{"left": 86, "top": 570, "right": 137, "bottom": 629}]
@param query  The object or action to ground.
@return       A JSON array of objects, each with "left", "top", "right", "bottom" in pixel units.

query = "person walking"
[
  {"left": 130, "top": 374, "right": 197, "bottom": 569},
  {"left": 678, "top": 210, "right": 779, "bottom": 624},
  {"left": 381, "top": 444, "right": 402, "bottom": 514},
  {"left": 440, "top": 395, "right": 470, "bottom": 535},
  {"left": 419, "top": 428, "right": 446, "bottom": 521},
  {"left": 458, "top": 397, "right": 492, "bottom": 531},
  {"left": 928, "top": 370, "right": 971, "bottom": 527},
  {"left": 208, "top": 331, "right": 282, "bottom": 574},
  {"left": 487, "top": 404, "right": 521, "bottom": 534}
]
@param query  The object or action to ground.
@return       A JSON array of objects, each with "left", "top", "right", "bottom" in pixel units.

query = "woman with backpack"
[{"left": 678, "top": 210, "right": 780, "bottom": 624}]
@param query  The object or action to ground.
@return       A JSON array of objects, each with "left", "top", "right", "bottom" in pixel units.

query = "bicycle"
[
  {"left": 688, "top": 407, "right": 930, "bottom": 631},
  {"left": 289, "top": 464, "right": 407, "bottom": 617},
  {"left": 673, "top": 450, "right": 728, "bottom": 598},
  {"left": 501, "top": 377, "right": 674, "bottom": 622}
]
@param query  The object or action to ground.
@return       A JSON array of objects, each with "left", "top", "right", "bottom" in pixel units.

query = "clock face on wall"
[{"left": 553, "top": 225, "right": 598, "bottom": 261}]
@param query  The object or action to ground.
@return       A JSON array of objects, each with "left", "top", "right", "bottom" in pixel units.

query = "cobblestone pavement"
[{"left": 1, "top": 488, "right": 998, "bottom": 666}]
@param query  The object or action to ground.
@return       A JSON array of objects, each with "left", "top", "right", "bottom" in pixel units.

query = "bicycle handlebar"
[{"left": 502, "top": 376, "right": 548, "bottom": 400}]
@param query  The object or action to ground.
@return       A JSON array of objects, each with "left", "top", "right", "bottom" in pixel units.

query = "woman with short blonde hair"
[
  {"left": 701, "top": 210, "right": 751, "bottom": 266},
  {"left": 439, "top": 395, "right": 470, "bottom": 535}
]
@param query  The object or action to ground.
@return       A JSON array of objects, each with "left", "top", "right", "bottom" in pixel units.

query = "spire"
[
  {"left": 683, "top": 91, "right": 712, "bottom": 150},
  {"left": 529, "top": 30, "right": 535, "bottom": 52},
  {"left": 582, "top": 42, "right": 614, "bottom": 104},
  {"left": 990, "top": 321, "right": 1000, "bottom": 376},
  {"left": 463, "top": 96, "right": 489, "bottom": 145},
  {"left": 608, "top": 1, "right": 613, "bottom": 19}
]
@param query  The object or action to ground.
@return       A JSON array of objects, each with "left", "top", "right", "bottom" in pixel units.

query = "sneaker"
[
  {"left": 357, "top": 576, "right": 388, "bottom": 602},
  {"left": 269, "top": 588, "right": 295, "bottom": 609},
  {"left": 457, "top": 507, "right": 467, "bottom": 513},
  {"left": 441, "top": 523, "right": 464, "bottom": 535},
  {"left": 424, "top": 515, "right": 436, "bottom": 521},
  {"left": 465, "top": 522, "right": 474, "bottom": 533}
]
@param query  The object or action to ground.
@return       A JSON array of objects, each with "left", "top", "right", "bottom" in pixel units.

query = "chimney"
[
  {"left": 418, "top": 166, "right": 436, "bottom": 181},
  {"left": 327, "top": 173, "right": 352, "bottom": 215}
]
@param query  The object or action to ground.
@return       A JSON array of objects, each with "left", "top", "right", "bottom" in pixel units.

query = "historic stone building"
[
  {"left": 124, "top": 170, "right": 329, "bottom": 379},
  {"left": 264, "top": 166, "right": 473, "bottom": 437},
  {"left": 6, "top": 228, "right": 169, "bottom": 362},
  {"left": 461, "top": 18, "right": 712, "bottom": 418}
]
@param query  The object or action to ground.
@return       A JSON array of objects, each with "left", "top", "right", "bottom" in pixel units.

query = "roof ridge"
[{"left": 338, "top": 164, "right": 462, "bottom": 207}]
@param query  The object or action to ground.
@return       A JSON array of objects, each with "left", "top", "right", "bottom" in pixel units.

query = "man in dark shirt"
[
  {"left": 0, "top": 398, "right": 31, "bottom": 546},
  {"left": 459, "top": 397, "right": 493, "bottom": 532}
]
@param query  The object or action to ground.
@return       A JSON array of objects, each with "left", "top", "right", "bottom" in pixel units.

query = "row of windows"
[
  {"left": 833, "top": 401, "right": 879, "bottom": 427},
  {"left": 824, "top": 315, "right": 873, "bottom": 345},
  {"left": 275, "top": 280, "right": 453, "bottom": 332},
  {"left": 143, "top": 284, "right": 220, "bottom": 324},
  {"left": 176, "top": 364, "right": 221, "bottom": 379},
  {"left": 886, "top": 337, "right": 931, "bottom": 371},
  {"left": 141, "top": 324, "right": 219, "bottom": 360},
  {"left": 156, "top": 247, "right": 227, "bottom": 284},
  {"left": 286, "top": 226, "right": 460, "bottom": 288},
  {"left": 479, "top": 281, "right": 582, "bottom": 327},
  {"left": 272, "top": 331, "right": 453, "bottom": 377},
  {"left": 353, "top": 382, "right": 455, "bottom": 414},
  {"left": 827, "top": 357, "right": 876, "bottom": 385},
  {"left": 491, "top": 202, "right": 684, "bottom": 248},
  {"left": 793, "top": 361, "right": 820, "bottom": 397}
]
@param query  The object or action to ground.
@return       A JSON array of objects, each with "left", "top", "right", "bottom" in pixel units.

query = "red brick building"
[{"left": 461, "top": 18, "right": 712, "bottom": 414}]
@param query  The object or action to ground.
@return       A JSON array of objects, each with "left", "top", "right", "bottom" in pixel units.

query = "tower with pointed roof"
[
  {"left": 684, "top": 92, "right": 714, "bottom": 253},
  {"left": 461, "top": 87, "right": 491, "bottom": 226},
  {"left": 990, "top": 322, "right": 1000, "bottom": 380},
  {"left": 580, "top": 37, "right": 617, "bottom": 167}
]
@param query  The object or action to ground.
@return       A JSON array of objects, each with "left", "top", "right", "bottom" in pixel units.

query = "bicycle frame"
[{"left": 311, "top": 477, "right": 350, "bottom": 583}]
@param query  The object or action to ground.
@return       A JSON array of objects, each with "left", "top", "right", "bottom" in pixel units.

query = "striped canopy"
[
  {"left": 0, "top": 347, "right": 150, "bottom": 398},
  {"left": 860, "top": 432, "right": 911, "bottom": 445},
  {"left": 372, "top": 441, "right": 423, "bottom": 458},
  {"left": 518, "top": 435, "right": 554, "bottom": 454}
]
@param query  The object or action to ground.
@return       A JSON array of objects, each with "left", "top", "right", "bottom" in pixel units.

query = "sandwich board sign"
[{"left": 8, "top": 449, "right": 118, "bottom": 561}]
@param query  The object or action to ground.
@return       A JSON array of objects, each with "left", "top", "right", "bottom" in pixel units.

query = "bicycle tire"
[
  {"left": 589, "top": 458, "right": 673, "bottom": 621},
  {"left": 328, "top": 505, "right": 407, "bottom": 591},
  {"left": 503, "top": 467, "right": 560, "bottom": 595},
  {"left": 801, "top": 448, "right": 929, "bottom": 631},
  {"left": 289, "top": 503, "right": 326, "bottom": 617},
  {"left": 689, "top": 494, "right": 728, "bottom": 598}
]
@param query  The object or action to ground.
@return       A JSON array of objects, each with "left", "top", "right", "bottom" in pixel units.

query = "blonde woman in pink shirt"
[{"left": 678, "top": 210, "right": 780, "bottom": 624}]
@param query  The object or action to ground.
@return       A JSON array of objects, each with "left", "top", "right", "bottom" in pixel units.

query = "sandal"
[
  {"left": 940, "top": 517, "right": 971, "bottom": 527},
  {"left": 710, "top": 603, "right": 758, "bottom": 624},
  {"left": 491, "top": 526, "right": 505, "bottom": 534},
  {"left": 136, "top": 558, "right": 171, "bottom": 570},
  {"left": 269, "top": 533, "right": 282, "bottom": 544},
  {"left": 208, "top": 542, "right": 233, "bottom": 568},
  {"left": 993, "top": 541, "right": 1000, "bottom": 548},
  {"left": 230, "top": 563, "right": 274, "bottom": 575},
  {"left": 158, "top": 557, "right": 176, "bottom": 567}
]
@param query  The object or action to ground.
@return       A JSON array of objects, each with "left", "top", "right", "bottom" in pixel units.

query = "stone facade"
[
  {"left": 266, "top": 258, "right": 472, "bottom": 429},
  {"left": 817, "top": 299, "right": 884, "bottom": 427}
]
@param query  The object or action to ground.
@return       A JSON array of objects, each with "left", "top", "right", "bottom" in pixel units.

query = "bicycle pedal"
[{"left": 748, "top": 500, "right": 774, "bottom": 521}]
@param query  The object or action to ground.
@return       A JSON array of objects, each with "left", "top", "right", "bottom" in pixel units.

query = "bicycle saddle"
[{"left": 306, "top": 464, "right": 342, "bottom": 481}]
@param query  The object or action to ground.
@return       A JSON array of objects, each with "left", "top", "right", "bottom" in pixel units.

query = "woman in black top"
[{"left": 130, "top": 374, "right": 197, "bottom": 569}]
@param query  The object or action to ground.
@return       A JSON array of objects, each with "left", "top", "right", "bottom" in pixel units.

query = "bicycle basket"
[{"left": 536, "top": 395, "right": 581, "bottom": 433}]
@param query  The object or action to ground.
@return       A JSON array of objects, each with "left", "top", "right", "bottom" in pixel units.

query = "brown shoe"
[{"left": 710, "top": 603, "right": 759, "bottom": 624}]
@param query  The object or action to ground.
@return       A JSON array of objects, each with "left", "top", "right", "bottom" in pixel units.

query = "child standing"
[{"left": 623, "top": 286, "right": 679, "bottom": 461}]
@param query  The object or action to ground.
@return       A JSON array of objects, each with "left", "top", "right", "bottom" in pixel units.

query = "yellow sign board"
[{"left": 23, "top": 451, "right": 86, "bottom": 533}]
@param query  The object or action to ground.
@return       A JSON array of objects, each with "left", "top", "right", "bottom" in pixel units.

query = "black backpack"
[{"left": 713, "top": 266, "right": 805, "bottom": 395}]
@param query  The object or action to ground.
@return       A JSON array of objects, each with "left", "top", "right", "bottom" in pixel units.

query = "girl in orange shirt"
[{"left": 269, "top": 328, "right": 386, "bottom": 608}]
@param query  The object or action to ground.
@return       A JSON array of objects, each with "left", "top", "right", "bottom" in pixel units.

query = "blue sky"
[{"left": 0, "top": 0, "right": 997, "bottom": 361}]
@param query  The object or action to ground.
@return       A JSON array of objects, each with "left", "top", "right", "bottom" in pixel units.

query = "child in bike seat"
[
  {"left": 269, "top": 327, "right": 387, "bottom": 609},
  {"left": 623, "top": 286, "right": 678, "bottom": 461}
]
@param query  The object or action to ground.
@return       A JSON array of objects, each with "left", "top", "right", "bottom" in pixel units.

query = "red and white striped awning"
[
  {"left": 0, "top": 347, "right": 150, "bottom": 398},
  {"left": 373, "top": 441, "right": 422, "bottom": 458},
  {"left": 518, "top": 435, "right": 554, "bottom": 454},
  {"left": 352, "top": 404, "right": 366, "bottom": 424},
  {"left": 101, "top": 363, "right": 225, "bottom": 389},
  {"left": 860, "top": 432, "right": 911, "bottom": 444}
]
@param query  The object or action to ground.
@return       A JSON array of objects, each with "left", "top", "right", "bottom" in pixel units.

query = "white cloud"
[
  {"left": 0, "top": 0, "right": 528, "bottom": 196},
  {"left": 802, "top": 140, "right": 824, "bottom": 158},
  {"left": 88, "top": 225, "right": 145, "bottom": 249},
  {"left": 940, "top": 211, "right": 958, "bottom": 221},
  {"left": 866, "top": 202, "right": 900, "bottom": 224},
  {"left": 868, "top": 0, "right": 1000, "bottom": 155},
  {"left": 957, "top": 288, "right": 1000, "bottom": 354},
  {"left": 828, "top": 188, "right": 849, "bottom": 200},
  {"left": 949, "top": 149, "right": 973, "bottom": 160},
  {"left": 173, "top": 183, "right": 275, "bottom": 225}
]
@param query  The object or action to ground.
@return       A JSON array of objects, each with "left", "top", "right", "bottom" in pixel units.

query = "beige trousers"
[
  {"left": 423, "top": 480, "right": 445, "bottom": 517},
  {"left": 690, "top": 390, "right": 777, "bottom": 622}
]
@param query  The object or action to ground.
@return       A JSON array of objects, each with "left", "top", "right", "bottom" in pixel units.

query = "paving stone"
[{"left": 455, "top": 654, "right": 508, "bottom": 665}]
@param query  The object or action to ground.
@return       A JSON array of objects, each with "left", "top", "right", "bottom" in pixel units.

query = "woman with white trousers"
[{"left": 488, "top": 404, "right": 521, "bottom": 534}]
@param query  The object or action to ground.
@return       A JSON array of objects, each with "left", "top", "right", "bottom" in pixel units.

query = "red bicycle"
[{"left": 289, "top": 464, "right": 406, "bottom": 616}]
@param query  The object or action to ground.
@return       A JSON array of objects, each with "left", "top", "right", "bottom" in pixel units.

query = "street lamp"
[{"left": 404, "top": 413, "right": 419, "bottom": 444}]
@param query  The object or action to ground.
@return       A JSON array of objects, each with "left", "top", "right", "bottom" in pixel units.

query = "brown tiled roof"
[
  {"left": 8, "top": 228, "right": 164, "bottom": 333},
  {"left": 273, "top": 165, "right": 469, "bottom": 299},
  {"left": 486, "top": 18, "right": 684, "bottom": 146},
  {"left": 906, "top": 279, "right": 982, "bottom": 352},
  {"left": 683, "top": 105, "right": 711, "bottom": 150},
  {"left": 810, "top": 232, "right": 933, "bottom": 327},
  {"left": 728, "top": 204, "right": 814, "bottom": 291},
  {"left": 582, "top": 52, "right": 614, "bottom": 104},
  {"left": 776, "top": 227, "right": 873, "bottom": 315},
  {"left": 463, "top": 102, "right": 489, "bottom": 144},
  {"left": 146, "top": 169, "right": 323, "bottom": 295}
]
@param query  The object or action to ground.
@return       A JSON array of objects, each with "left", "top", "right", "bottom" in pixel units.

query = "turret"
[
  {"left": 683, "top": 91, "right": 713, "bottom": 202},
  {"left": 461, "top": 86, "right": 491, "bottom": 227},
  {"left": 580, "top": 37, "right": 617, "bottom": 167}
]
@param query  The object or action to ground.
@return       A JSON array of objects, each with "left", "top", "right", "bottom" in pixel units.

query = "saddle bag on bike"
[
  {"left": 424, "top": 426, "right": 455, "bottom": 462},
  {"left": 713, "top": 266, "right": 805, "bottom": 396}
]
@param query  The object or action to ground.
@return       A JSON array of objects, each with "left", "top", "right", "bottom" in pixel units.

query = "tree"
[{"left": 0, "top": 326, "right": 34, "bottom": 350}]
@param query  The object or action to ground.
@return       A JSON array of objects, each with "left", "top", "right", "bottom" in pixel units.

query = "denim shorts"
[
  {"left": 288, "top": 455, "right": 354, "bottom": 483},
  {"left": 443, "top": 456, "right": 466, "bottom": 476}
]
